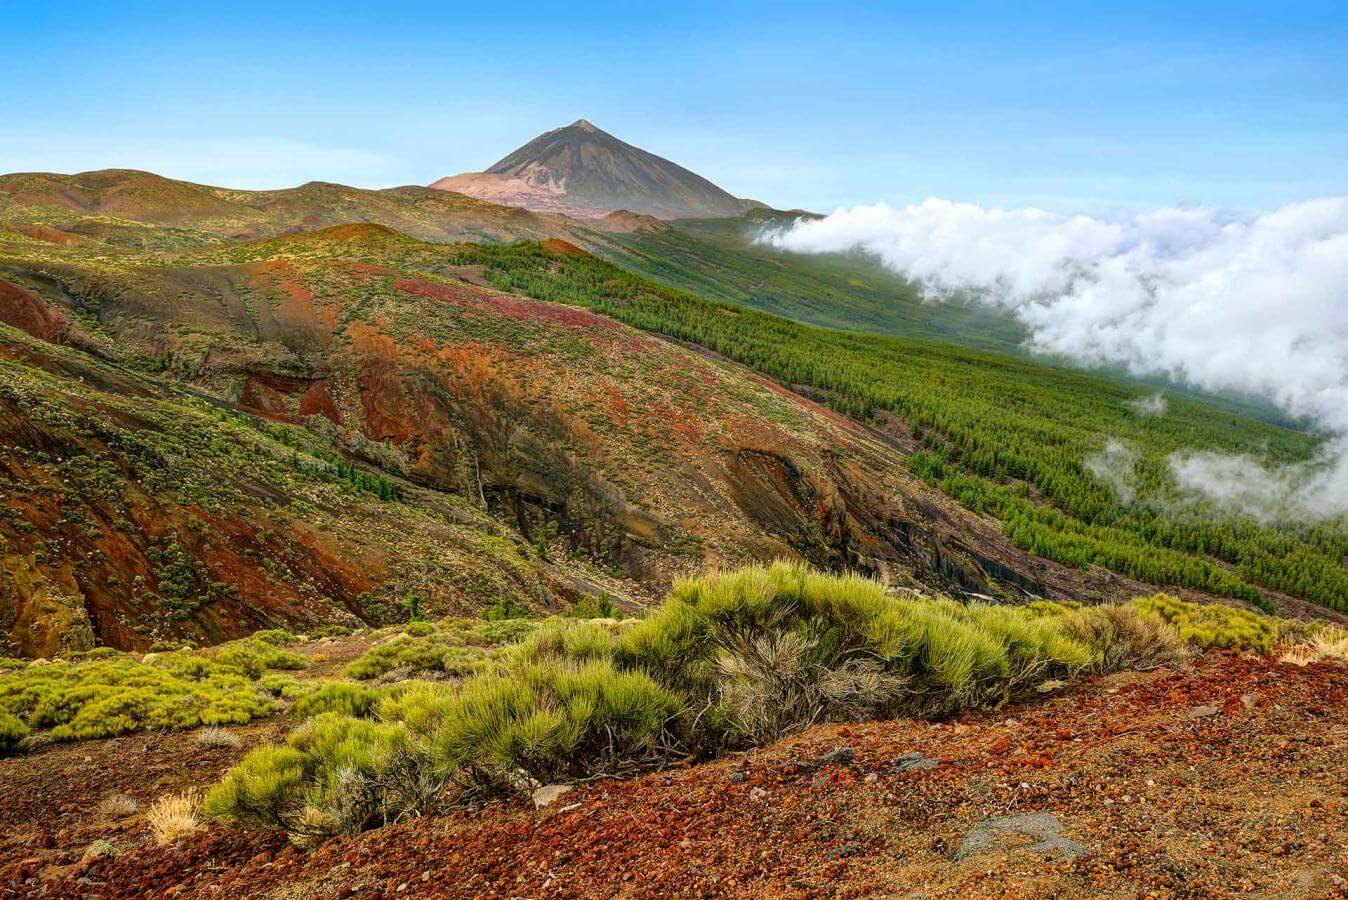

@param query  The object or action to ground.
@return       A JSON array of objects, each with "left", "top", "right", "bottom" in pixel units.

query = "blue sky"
[{"left": 2, "top": 1, "right": 1344, "bottom": 214}]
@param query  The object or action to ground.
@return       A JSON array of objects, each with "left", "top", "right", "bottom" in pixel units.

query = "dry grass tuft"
[
  {"left": 1280, "top": 633, "right": 1348, "bottom": 666},
  {"left": 195, "top": 727, "right": 242, "bottom": 749},
  {"left": 98, "top": 793, "right": 140, "bottom": 819},
  {"left": 147, "top": 791, "right": 200, "bottom": 845}
]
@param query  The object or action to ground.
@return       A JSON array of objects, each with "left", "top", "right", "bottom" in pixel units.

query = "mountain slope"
[
  {"left": 0, "top": 222, "right": 1088, "bottom": 654},
  {"left": 0, "top": 168, "right": 1025, "bottom": 350},
  {"left": 431, "top": 120, "right": 762, "bottom": 219},
  {"left": 0, "top": 169, "right": 578, "bottom": 245}
]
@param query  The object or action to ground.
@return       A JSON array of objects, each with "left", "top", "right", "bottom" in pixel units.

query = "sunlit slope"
[{"left": 594, "top": 213, "right": 1027, "bottom": 353}]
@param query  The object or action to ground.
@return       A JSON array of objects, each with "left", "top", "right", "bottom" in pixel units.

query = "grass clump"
[
  {"left": 201, "top": 713, "right": 433, "bottom": 839},
  {"left": 1060, "top": 603, "right": 1189, "bottom": 673},
  {"left": 617, "top": 563, "right": 1093, "bottom": 743},
  {"left": 343, "top": 618, "right": 535, "bottom": 681},
  {"left": 0, "top": 711, "right": 29, "bottom": 755},
  {"left": 291, "top": 682, "right": 378, "bottom": 719},
  {"left": 99, "top": 794, "right": 140, "bottom": 818},
  {"left": 1132, "top": 594, "right": 1279, "bottom": 652},
  {"left": 0, "top": 634, "right": 308, "bottom": 742},
  {"left": 426, "top": 658, "right": 682, "bottom": 791},
  {"left": 147, "top": 791, "right": 200, "bottom": 845},
  {"left": 195, "top": 727, "right": 243, "bottom": 749}
]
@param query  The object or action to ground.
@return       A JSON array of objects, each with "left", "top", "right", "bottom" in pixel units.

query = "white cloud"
[
  {"left": 1084, "top": 440, "right": 1140, "bottom": 505},
  {"left": 764, "top": 197, "right": 1348, "bottom": 520},
  {"left": 1126, "top": 392, "right": 1168, "bottom": 417},
  {"left": 1170, "top": 440, "right": 1348, "bottom": 523}
]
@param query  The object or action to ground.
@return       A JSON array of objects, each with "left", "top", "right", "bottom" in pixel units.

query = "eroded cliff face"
[{"left": 0, "top": 232, "right": 1194, "bottom": 654}]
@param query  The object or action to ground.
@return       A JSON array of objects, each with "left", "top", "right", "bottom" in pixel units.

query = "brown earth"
[{"left": 5, "top": 652, "right": 1344, "bottom": 898}]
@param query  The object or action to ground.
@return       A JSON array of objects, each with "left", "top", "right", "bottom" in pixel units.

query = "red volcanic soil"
[
  {"left": 0, "top": 276, "right": 65, "bottom": 342},
  {"left": 14, "top": 653, "right": 1346, "bottom": 898},
  {"left": 5, "top": 224, "right": 80, "bottom": 245},
  {"left": 540, "top": 237, "right": 592, "bottom": 256},
  {"left": 393, "top": 275, "right": 622, "bottom": 331}
]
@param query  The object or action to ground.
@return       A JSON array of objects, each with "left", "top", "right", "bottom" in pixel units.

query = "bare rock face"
[{"left": 431, "top": 120, "right": 764, "bottom": 220}]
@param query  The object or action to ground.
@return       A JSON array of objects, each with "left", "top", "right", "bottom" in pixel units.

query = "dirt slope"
[{"left": 7, "top": 652, "right": 1344, "bottom": 897}]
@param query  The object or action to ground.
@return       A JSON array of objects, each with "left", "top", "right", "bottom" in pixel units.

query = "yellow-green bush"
[
  {"left": 1132, "top": 594, "right": 1279, "bottom": 652},
  {"left": 290, "top": 682, "right": 378, "bottom": 719},
  {"left": 343, "top": 618, "right": 535, "bottom": 681},
  {"left": 0, "top": 711, "right": 27, "bottom": 755},
  {"left": 617, "top": 562, "right": 1094, "bottom": 740},
  {"left": 0, "top": 634, "right": 309, "bottom": 741},
  {"left": 210, "top": 638, "right": 308, "bottom": 679},
  {"left": 201, "top": 713, "right": 430, "bottom": 838},
  {"left": 427, "top": 658, "right": 682, "bottom": 790}
]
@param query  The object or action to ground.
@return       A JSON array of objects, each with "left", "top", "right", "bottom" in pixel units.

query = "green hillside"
[
  {"left": 594, "top": 214, "right": 1027, "bottom": 353},
  {"left": 436, "top": 241, "right": 1348, "bottom": 613}
]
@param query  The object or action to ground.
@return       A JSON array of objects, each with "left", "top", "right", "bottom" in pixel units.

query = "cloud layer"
[{"left": 765, "top": 197, "right": 1348, "bottom": 519}]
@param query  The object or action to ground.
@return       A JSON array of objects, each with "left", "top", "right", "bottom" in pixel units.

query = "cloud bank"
[{"left": 764, "top": 197, "right": 1348, "bottom": 520}]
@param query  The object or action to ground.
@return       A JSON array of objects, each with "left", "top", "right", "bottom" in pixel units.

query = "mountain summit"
[{"left": 430, "top": 120, "right": 762, "bottom": 220}]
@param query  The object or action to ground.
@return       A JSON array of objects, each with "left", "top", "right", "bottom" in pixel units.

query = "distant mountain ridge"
[{"left": 431, "top": 120, "right": 764, "bottom": 220}]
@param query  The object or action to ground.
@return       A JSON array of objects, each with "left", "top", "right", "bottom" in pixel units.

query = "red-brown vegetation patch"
[
  {"left": 540, "top": 237, "right": 592, "bottom": 256},
  {"left": 345, "top": 260, "right": 394, "bottom": 280},
  {"left": 0, "top": 276, "right": 66, "bottom": 343},
  {"left": 6, "top": 223, "right": 79, "bottom": 245},
  {"left": 393, "top": 275, "right": 620, "bottom": 331}
]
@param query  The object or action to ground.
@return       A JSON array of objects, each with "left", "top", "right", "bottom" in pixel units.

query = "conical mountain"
[{"left": 431, "top": 120, "right": 763, "bottom": 220}]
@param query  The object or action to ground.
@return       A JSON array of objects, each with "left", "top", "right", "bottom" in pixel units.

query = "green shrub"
[
  {"left": 291, "top": 683, "right": 377, "bottom": 719},
  {"left": 1060, "top": 603, "right": 1189, "bottom": 673},
  {"left": 0, "top": 712, "right": 28, "bottom": 755},
  {"left": 255, "top": 672, "right": 301, "bottom": 697},
  {"left": 201, "top": 713, "right": 435, "bottom": 838},
  {"left": 617, "top": 562, "right": 1093, "bottom": 741},
  {"left": 0, "top": 638, "right": 307, "bottom": 741},
  {"left": 1132, "top": 594, "right": 1279, "bottom": 652},
  {"left": 204, "top": 564, "right": 1299, "bottom": 843},
  {"left": 249, "top": 629, "right": 300, "bottom": 647},
  {"left": 211, "top": 638, "right": 308, "bottom": 679},
  {"left": 343, "top": 619, "right": 536, "bottom": 681},
  {"left": 429, "top": 659, "right": 682, "bottom": 790},
  {"left": 567, "top": 593, "right": 619, "bottom": 619}
]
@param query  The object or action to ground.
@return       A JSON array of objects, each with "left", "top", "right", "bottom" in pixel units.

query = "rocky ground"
[{"left": 2, "top": 651, "right": 1344, "bottom": 898}]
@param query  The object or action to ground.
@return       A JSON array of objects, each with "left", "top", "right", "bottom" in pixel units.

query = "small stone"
[
  {"left": 828, "top": 843, "right": 861, "bottom": 859},
  {"left": 1188, "top": 705, "right": 1221, "bottom": 720},
  {"left": 728, "top": 771, "right": 747, "bottom": 783},
  {"left": 953, "top": 812, "right": 1088, "bottom": 862},
  {"left": 891, "top": 752, "right": 939, "bottom": 773},
  {"left": 531, "top": 784, "right": 575, "bottom": 808},
  {"left": 1240, "top": 693, "right": 1256, "bottom": 710},
  {"left": 820, "top": 747, "right": 855, "bottom": 766},
  {"left": 749, "top": 786, "right": 768, "bottom": 801}
]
